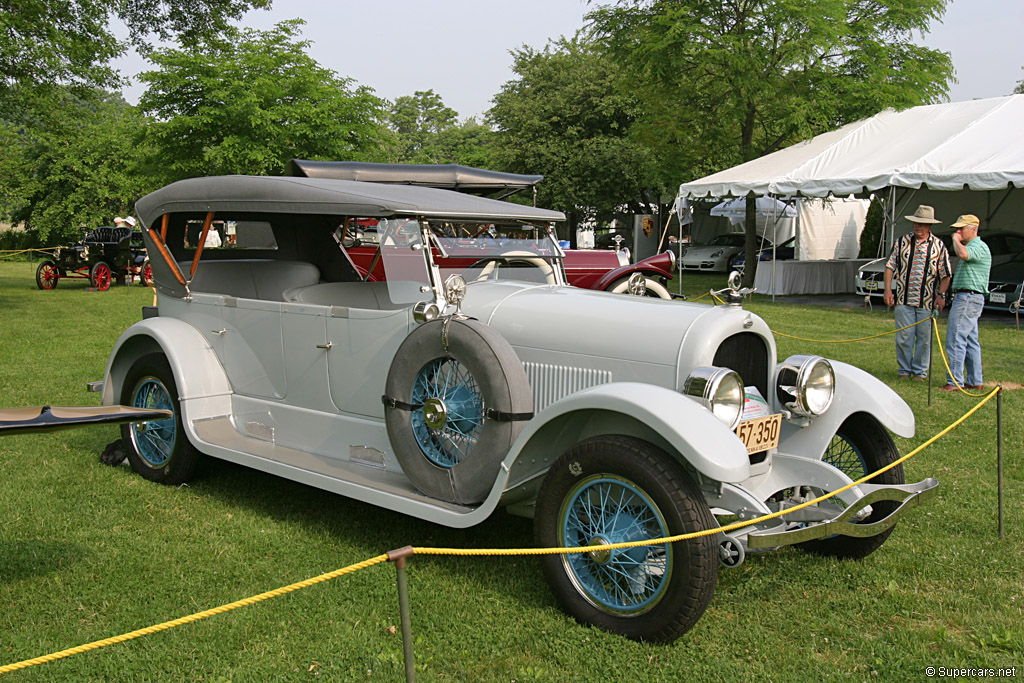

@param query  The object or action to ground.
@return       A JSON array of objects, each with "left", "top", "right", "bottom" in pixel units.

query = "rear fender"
[
  {"left": 775, "top": 361, "right": 914, "bottom": 460},
  {"left": 591, "top": 251, "right": 675, "bottom": 290},
  {"left": 501, "top": 382, "right": 750, "bottom": 500},
  {"left": 101, "top": 318, "right": 232, "bottom": 423}
]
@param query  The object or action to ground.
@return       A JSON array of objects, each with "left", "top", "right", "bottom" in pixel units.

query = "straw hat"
[{"left": 904, "top": 205, "right": 941, "bottom": 224}]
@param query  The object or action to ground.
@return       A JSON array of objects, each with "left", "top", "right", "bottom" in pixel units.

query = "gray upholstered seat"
[{"left": 180, "top": 260, "right": 321, "bottom": 302}]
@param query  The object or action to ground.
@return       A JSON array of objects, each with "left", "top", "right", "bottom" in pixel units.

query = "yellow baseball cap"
[{"left": 950, "top": 214, "right": 980, "bottom": 228}]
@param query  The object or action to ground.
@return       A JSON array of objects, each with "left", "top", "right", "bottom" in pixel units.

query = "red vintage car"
[{"left": 285, "top": 160, "right": 677, "bottom": 298}]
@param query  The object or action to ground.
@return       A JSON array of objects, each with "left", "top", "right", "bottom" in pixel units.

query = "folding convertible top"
[{"left": 134, "top": 175, "right": 564, "bottom": 228}]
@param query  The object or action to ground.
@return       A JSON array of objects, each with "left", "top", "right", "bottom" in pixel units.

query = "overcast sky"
[{"left": 114, "top": 0, "right": 1023, "bottom": 120}]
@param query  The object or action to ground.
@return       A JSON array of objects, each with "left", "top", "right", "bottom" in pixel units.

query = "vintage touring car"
[{"left": 95, "top": 175, "right": 937, "bottom": 642}]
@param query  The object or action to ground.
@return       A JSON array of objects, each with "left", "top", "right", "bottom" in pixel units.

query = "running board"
[
  {"left": 0, "top": 405, "right": 172, "bottom": 436},
  {"left": 746, "top": 478, "right": 939, "bottom": 549}
]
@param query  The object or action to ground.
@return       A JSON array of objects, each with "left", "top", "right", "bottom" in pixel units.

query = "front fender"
[
  {"left": 776, "top": 361, "right": 914, "bottom": 461},
  {"left": 592, "top": 251, "right": 675, "bottom": 290},
  {"left": 101, "top": 317, "right": 232, "bottom": 423},
  {"left": 501, "top": 382, "right": 750, "bottom": 495}
]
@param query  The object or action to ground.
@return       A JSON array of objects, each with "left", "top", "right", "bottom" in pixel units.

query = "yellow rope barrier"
[
  {"left": 1, "top": 365, "right": 1002, "bottom": 673},
  {"left": 0, "top": 554, "right": 390, "bottom": 674},
  {"left": 773, "top": 316, "right": 932, "bottom": 343},
  {"left": 931, "top": 318, "right": 991, "bottom": 398}
]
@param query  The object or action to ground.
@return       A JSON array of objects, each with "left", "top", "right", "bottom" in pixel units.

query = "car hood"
[
  {"left": 459, "top": 281, "right": 776, "bottom": 392},
  {"left": 682, "top": 244, "right": 741, "bottom": 257}
]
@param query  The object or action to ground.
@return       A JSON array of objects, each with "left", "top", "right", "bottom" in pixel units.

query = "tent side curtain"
[{"left": 677, "top": 95, "right": 1024, "bottom": 201}]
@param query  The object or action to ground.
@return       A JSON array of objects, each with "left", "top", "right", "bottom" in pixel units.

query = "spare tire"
[{"left": 384, "top": 317, "right": 533, "bottom": 505}]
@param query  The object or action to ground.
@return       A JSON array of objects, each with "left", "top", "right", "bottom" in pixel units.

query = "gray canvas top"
[
  {"left": 284, "top": 159, "right": 543, "bottom": 192},
  {"left": 134, "top": 175, "right": 564, "bottom": 228}
]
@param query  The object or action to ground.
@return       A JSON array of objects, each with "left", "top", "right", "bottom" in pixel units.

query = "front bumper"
[{"left": 746, "top": 477, "right": 939, "bottom": 549}]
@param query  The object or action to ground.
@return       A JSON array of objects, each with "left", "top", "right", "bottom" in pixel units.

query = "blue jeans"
[
  {"left": 894, "top": 305, "right": 933, "bottom": 377},
  {"left": 945, "top": 292, "right": 984, "bottom": 386}
]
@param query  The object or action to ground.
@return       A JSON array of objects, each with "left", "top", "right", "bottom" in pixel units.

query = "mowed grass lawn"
[{"left": 0, "top": 259, "right": 1021, "bottom": 681}]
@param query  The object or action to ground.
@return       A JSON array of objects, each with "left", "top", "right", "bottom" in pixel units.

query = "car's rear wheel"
[
  {"left": 535, "top": 436, "right": 719, "bottom": 642},
  {"left": 384, "top": 318, "right": 533, "bottom": 504},
  {"left": 797, "top": 413, "right": 904, "bottom": 559},
  {"left": 90, "top": 261, "right": 112, "bottom": 291},
  {"left": 35, "top": 261, "right": 59, "bottom": 290},
  {"left": 139, "top": 259, "right": 153, "bottom": 286},
  {"left": 120, "top": 353, "right": 202, "bottom": 485}
]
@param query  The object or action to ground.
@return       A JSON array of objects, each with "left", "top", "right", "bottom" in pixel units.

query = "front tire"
[
  {"left": 535, "top": 436, "right": 718, "bottom": 642},
  {"left": 798, "top": 413, "right": 905, "bottom": 559},
  {"left": 119, "top": 353, "right": 202, "bottom": 485},
  {"left": 35, "top": 260, "right": 59, "bottom": 289}
]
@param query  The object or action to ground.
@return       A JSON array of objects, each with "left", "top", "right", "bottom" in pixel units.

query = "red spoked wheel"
[
  {"left": 35, "top": 261, "right": 60, "bottom": 290},
  {"left": 140, "top": 260, "right": 153, "bottom": 286},
  {"left": 90, "top": 261, "right": 112, "bottom": 291}
]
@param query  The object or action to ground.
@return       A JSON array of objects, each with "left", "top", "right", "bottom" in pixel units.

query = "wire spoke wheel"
[
  {"left": 561, "top": 475, "right": 671, "bottom": 615},
  {"left": 129, "top": 378, "right": 177, "bottom": 467},
  {"left": 410, "top": 358, "right": 484, "bottom": 468},
  {"left": 535, "top": 436, "right": 718, "bottom": 643}
]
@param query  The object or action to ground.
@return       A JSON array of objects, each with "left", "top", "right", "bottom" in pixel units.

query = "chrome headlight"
[
  {"left": 683, "top": 366, "right": 744, "bottom": 431},
  {"left": 776, "top": 355, "right": 834, "bottom": 417},
  {"left": 413, "top": 301, "right": 439, "bottom": 323}
]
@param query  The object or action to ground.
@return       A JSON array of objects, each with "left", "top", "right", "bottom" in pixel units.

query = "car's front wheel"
[
  {"left": 35, "top": 260, "right": 59, "bottom": 290},
  {"left": 119, "top": 353, "right": 202, "bottom": 485},
  {"left": 535, "top": 436, "right": 719, "bottom": 642},
  {"left": 797, "top": 413, "right": 905, "bottom": 559}
]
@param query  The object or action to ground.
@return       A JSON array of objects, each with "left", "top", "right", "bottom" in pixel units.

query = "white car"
[
  {"left": 679, "top": 233, "right": 761, "bottom": 272},
  {"left": 95, "top": 175, "right": 936, "bottom": 643}
]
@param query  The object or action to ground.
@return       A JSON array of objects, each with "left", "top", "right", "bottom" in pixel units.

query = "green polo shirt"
[{"left": 951, "top": 238, "right": 991, "bottom": 293}]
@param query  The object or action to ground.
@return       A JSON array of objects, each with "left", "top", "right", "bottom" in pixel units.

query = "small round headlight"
[
  {"left": 683, "top": 366, "right": 744, "bottom": 431},
  {"left": 776, "top": 355, "right": 835, "bottom": 417}
]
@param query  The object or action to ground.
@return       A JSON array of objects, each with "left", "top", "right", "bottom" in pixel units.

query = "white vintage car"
[{"left": 97, "top": 176, "right": 937, "bottom": 643}]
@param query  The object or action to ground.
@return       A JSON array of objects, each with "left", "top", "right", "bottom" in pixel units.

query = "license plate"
[
  {"left": 865, "top": 281, "right": 878, "bottom": 291},
  {"left": 736, "top": 414, "right": 782, "bottom": 455},
  {"left": 990, "top": 292, "right": 1006, "bottom": 303}
]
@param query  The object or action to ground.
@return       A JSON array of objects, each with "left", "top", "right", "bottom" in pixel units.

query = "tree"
[
  {"left": 0, "top": 0, "right": 269, "bottom": 105},
  {"left": 0, "top": 90, "right": 154, "bottom": 242},
  {"left": 588, "top": 0, "right": 953, "bottom": 284},
  {"left": 388, "top": 90, "right": 458, "bottom": 163},
  {"left": 138, "top": 20, "right": 389, "bottom": 181},
  {"left": 488, "top": 36, "right": 664, "bottom": 237},
  {"left": 1014, "top": 67, "right": 1024, "bottom": 95}
]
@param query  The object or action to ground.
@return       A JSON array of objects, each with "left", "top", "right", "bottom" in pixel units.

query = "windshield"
[
  {"left": 709, "top": 234, "right": 746, "bottom": 247},
  {"left": 378, "top": 219, "right": 564, "bottom": 302}
]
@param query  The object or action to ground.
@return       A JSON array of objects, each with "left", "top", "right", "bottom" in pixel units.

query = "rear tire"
[
  {"left": 90, "top": 261, "right": 112, "bottom": 291},
  {"left": 608, "top": 275, "right": 672, "bottom": 299},
  {"left": 798, "top": 413, "right": 904, "bottom": 559},
  {"left": 119, "top": 353, "right": 202, "bottom": 485},
  {"left": 535, "top": 436, "right": 718, "bottom": 642}
]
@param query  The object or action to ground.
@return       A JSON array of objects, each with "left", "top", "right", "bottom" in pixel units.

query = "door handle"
[
  {"left": 212, "top": 328, "right": 227, "bottom": 335},
  {"left": 316, "top": 342, "right": 333, "bottom": 350}
]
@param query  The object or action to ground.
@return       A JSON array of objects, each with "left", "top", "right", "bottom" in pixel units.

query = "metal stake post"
[
  {"left": 927, "top": 314, "right": 935, "bottom": 406},
  {"left": 388, "top": 546, "right": 416, "bottom": 683},
  {"left": 997, "top": 386, "right": 1004, "bottom": 539}
]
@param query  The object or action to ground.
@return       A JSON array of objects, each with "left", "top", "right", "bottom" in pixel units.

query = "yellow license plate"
[
  {"left": 735, "top": 414, "right": 782, "bottom": 454},
  {"left": 866, "top": 281, "right": 878, "bottom": 290}
]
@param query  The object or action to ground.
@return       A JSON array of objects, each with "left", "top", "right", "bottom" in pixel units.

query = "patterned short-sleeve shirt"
[{"left": 885, "top": 233, "right": 951, "bottom": 308}]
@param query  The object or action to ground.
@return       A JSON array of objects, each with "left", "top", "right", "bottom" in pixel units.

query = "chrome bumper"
[{"left": 746, "top": 477, "right": 939, "bottom": 549}]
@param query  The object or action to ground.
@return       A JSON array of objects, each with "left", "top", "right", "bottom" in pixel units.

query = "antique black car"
[{"left": 35, "top": 226, "right": 151, "bottom": 291}]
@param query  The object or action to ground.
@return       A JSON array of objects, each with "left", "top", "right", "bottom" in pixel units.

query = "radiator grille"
[
  {"left": 713, "top": 332, "right": 770, "bottom": 398},
  {"left": 523, "top": 362, "right": 613, "bottom": 413}
]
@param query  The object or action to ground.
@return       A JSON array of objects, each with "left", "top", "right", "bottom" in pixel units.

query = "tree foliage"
[
  {"left": 488, "top": 36, "right": 664, "bottom": 233},
  {"left": 0, "top": 0, "right": 269, "bottom": 105},
  {"left": 138, "top": 20, "right": 389, "bottom": 181},
  {"left": 588, "top": 0, "right": 954, "bottom": 282},
  {"left": 1, "top": 90, "right": 153, "bottom": 242},
  {"left": 384, "top": 90, "right": 498, "bottom": 167}
]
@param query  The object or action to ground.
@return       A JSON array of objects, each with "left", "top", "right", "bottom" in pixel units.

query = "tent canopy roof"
[{"left": 678, "top": 95, "right": 1024, "bottom": 199}]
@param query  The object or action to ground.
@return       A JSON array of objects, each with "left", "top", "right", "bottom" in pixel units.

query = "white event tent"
[{"left": 677, "top": 95, "right": 1024, "bottom": 294}]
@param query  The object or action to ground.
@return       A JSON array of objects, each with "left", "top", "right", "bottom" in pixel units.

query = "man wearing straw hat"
[
  {"left": 883, "top": 205, "right": 952, "bottom": 381},
  {"left": 941, "top": 214, "right": 991, "bottom": 392}
]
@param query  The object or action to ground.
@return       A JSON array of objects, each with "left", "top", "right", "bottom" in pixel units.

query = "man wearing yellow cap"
[{"left": 941, "top": 214, "right": 991, "bottom": 392}]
